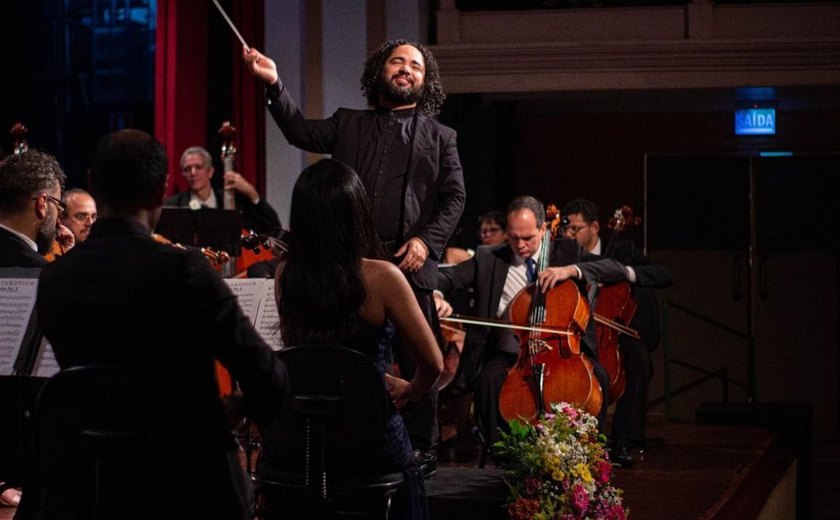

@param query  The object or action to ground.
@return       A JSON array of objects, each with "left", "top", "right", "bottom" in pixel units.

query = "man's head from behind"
[
  {"left": 89, "top": 129, "right": 167, "bottom": 223},
  {"left": 60, "top": 189, "right": 97, "bottom": 242},
  {"left": 0, "top": 149, "right": 66, "bottom": 252},
  {"left": 361, "top": 40, "right": 445, "bottom": 117}
]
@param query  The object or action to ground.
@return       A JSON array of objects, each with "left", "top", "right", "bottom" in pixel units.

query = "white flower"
[{"left": 188, "top": 200, "right": 202, "bottom": 210}]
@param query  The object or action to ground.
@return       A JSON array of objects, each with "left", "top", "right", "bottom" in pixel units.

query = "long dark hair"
[
  {"left": 361, "top": 39, "right": 446, "bottom": 117},
  {"left": 279, "top": 159, "right": 384, "bottom": 345}
]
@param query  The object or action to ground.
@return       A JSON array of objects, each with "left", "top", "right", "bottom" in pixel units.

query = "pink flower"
[
  {"left": 524, "top": 476, "right": 541, "bottom": 495},
  {"left": 596, "top": 460, "right": 612, "bottom": 484},
  {"left": 508, "top": 497, "right": 540, "bottom": 520},
  {"left": 604, "top": 504, "right": 627, "bottom": 520},
  {"left": 572, "top": 483, "right": 589, "bottom": 512}
]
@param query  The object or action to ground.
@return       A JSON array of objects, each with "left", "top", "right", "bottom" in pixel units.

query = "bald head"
[{"left": 61, "top": 189, "right": 97, "bottom": 242}]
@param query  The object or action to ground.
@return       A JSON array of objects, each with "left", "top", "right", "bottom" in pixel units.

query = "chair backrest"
[
  {"left": 33, "top": 365, "right": 176, "bottom": 518},
  {"left": 272, "top": 345, "right": 390, "bottom": 459}
]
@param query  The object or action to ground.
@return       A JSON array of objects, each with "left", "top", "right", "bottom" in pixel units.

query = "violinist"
[
  {"left": 0, "top": 148, "right": 69, "bottom": 509},
  {"left": 0, "top": 149, "right": 69, "bottom": 269},
  {"left": 32, "top": 129, "right": 288, "bottom": 520},
  {"left": 434, "top": 196, "right": 631, "bottom": 450},
  {"left": 165, "top": 146, "right": 280, "bottom": 233},
  {"left": 561, "top": 198, "right": 674, "bottom": 467},
  {"left": 59, "top": 188, "right": 97, "bottom": 243}
]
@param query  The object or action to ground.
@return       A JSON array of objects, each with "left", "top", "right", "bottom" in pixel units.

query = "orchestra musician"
[
  {"left": 166, "top": 146, "right": 280, "bottom": 233},
  {"left": 561, "top": 198, "right": 673, "bottom": 467},
  {"left": 244, "top": 39, "right": 466, "bottom": 474},
  {"left": 433, "top": 196, "right": 632, "bottom": 450},
  {"left": 59, "top": 188, "right": 97, "bottom": 243},
  {"left": 0, "top": 148, "right": 68, "bottom": 509},
  {"left": 32, "top": 129, "right": 288, "bottom": 520},
  {"left": 0, "top": 149, "right": 71, "bottom": 268},
  {"left": 259, "top": 158, "right": 443, "bottom": 520}
]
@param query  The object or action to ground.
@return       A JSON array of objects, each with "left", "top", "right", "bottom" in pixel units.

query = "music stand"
[
  {"left": 0, "top": 267, "right": 48, "bottom": 485},
  {"left": 155, "top": 207, "right": 242, "bottom": 256}
]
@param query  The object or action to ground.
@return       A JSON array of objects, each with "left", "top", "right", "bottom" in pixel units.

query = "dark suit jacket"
[
  {"left": 0, "top": 227, "right": 47, "bottom": 268},
  {"left": 36, "top": 218, "right": 287, "bottom": 513},
  {"left": 437, "top": 238, "right": 629, "bottom": 390},
  {"left": 165, "top": 188, "right": 281, "bottom": 233},
  {"left": 266, "top": 82, "right": 466, "bottom": 290},
  {"left": 597, "top": 238, "right": 674, "bottom": 350}
]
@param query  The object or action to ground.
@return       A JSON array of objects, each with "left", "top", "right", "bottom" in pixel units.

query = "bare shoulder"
[{"left": 361, "top": 258, "right": 404, "bottom": 285}]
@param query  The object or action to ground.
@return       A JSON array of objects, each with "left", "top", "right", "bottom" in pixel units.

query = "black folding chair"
[{"left": 254, "top": 345, "right": 404, "bottom": 520}]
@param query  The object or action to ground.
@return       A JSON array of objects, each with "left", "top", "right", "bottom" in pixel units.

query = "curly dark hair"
[
  {"left": 361, "top": 40, "right": 446, "bottom": 117},
  {"left": 0, "top": 149, "right": 66, "bottom": 216}
]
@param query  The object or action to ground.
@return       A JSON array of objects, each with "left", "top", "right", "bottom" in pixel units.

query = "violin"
[
  {"left": 592, "top": 205, "right": 641, "bottom": 404},
  {"left": 497, "top": 204, "right": 603, "bottom": 423},
  {"left": 150, "top": 233, "right": 231, "bottom": 269},
  {"left": 241, "top": 226, "right": 289, "bottom": 256}
]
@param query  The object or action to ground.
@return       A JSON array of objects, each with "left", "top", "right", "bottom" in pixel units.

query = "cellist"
[
  {"left": 561, "top": 198, "right": 673, "bottom": 467},
  {"left": 433, "top": 195, "right": 632, "bottom": 451}
]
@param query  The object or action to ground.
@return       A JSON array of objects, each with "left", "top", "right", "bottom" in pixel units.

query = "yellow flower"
[{"left": 552, "top": 467, "right": 565, "bottom": 481}]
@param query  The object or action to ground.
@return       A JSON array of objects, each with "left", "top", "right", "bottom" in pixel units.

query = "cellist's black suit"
[
  {"left": 596, "top": 238, "right": 673, "bottom": 449},
  {"left": 437, "top": 238, "right": 629, "bottom": 446}
]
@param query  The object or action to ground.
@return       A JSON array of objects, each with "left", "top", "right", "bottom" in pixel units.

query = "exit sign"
[{"left": 735, "top": 108, "right": 776, "bottom": 135}]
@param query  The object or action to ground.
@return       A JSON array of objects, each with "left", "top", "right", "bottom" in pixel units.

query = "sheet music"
[
  {"left": 0, "top": 278, "right": 38, "bottom": 376},
  {"left": 31, "top": 337, "right": 60, "bottom": 378},
  {"left": 254, "top": 281, "right": 283, "bottom": 350},
  {"left": 225, "top": 278, "right": 284, "bottom": 351}
]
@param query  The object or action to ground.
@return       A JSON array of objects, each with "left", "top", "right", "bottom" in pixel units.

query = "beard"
[
  {"left": 379, "top": 74, "right": 422, "bottom": 106},
  {"left": 35, "top": 213, "right": 57, "bottom": 254}
]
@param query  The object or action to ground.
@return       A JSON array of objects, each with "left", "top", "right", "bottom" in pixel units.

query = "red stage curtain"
[
  {"left": 230, "top": 1, "right": 266, "bottom": 195},
  {"left": 154, "top": 0, "right": 264, "bottom": 197}
]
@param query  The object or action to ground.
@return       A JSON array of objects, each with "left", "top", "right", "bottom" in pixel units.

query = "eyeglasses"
[
  {"left": 480, "top": 226, "right": 502, "bottom": 236},
  {"left": 33, "top": 194, "right": 66, "bottom": 216},
  {"left": 563, "top": 223, "right": 590, "bottom": 236},
  {"left": 68, "top": 212, "right": 97, "bottom": 223}
]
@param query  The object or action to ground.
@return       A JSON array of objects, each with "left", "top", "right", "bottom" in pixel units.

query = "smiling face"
[
  {"left": 378, "top": 44, "right": 425, "bottom": 108},
  {"left": 181, "top": 153, "right": 214, "bottom": 196}
]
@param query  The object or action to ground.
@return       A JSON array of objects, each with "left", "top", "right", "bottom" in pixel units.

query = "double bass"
[
  {"left": 498, "top": 206, "right": 603, "bottom": 423},
  {"left": 218, "top": 122, "right": 275, "bottom": 277}
]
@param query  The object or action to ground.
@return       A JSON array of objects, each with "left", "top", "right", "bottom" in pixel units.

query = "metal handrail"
[{"left": 661, "top": 299, "right": 757, "bottom": 419}]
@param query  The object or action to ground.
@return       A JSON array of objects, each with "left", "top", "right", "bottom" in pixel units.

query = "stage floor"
[{"left": 429, "top": 419, "right": 838, "bottom": 520}]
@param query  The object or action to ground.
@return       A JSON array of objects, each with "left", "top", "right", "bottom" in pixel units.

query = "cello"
[
  {"left": 498, "top": 205, "right": 603, "bottom": 423},
  {"left": 592, "top": 205, "right": 641, "bottom": 404}
]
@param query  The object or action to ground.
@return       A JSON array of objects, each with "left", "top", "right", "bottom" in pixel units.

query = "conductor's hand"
[
  {"left": 434, "top": 292, "right": 453, "bottom": 318},
  {"left": 537, "top": 265, "right": 578, "bottom": 293},
  {"left": 243, "top": 47, "right": 278, "bottom": 86},
  {"left": 395, "top": 237, "right": 429, "bottom": 273},
  {"left": 223, "top": 170, "right": 259, "bottom": 204}
]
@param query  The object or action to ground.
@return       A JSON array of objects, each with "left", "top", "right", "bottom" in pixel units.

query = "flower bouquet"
[{"left": 494, "top": 402, "right": 628, "bottom": 520}]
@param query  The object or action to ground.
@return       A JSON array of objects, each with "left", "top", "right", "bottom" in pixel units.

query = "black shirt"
[{"left": 356, "top": 108, "right": 415, "bottom": 242}]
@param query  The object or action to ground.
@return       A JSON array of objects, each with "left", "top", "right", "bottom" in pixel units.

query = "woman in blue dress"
[{"left": 259, "top": 158, "right": 443, "bottom": 520}]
